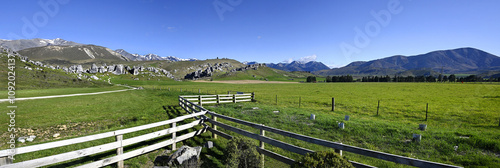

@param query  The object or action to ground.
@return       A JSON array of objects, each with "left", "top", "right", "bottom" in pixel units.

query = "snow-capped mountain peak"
[{"left": 114, "top": 49, "right": 197, "bottom": 62}]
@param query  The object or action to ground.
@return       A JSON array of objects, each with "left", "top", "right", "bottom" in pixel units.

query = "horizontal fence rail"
[
  {"left": 0, "top": 112, "right": 207, "bottom": 168},
  {"left": 178, "top": 94, "right": 463, "bottom": 168}
]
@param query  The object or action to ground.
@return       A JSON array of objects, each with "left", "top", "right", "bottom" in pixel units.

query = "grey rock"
[
  {"left": 158, "top": 146, "right": 202, "bottom": 167},
  {"left": 89, "top": 64, "right": 98, "bottom": 73},
  {"left": 204, "top": 141, "right": 214, "bottom": 149}
]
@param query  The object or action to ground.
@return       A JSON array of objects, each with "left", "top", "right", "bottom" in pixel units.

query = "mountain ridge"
[
  {"left": 266, "top": 61, "right": 330, "bottom": 72},
  {"left": 315, "top": 47, "right": 500, "bottom": 76}
]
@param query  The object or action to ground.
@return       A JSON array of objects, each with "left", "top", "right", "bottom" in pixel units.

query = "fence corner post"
[
  {"left": 251, "top": 92, "right": 255, "bottom": 102},
  {"left": 172, "top": 122, "right": 177, "bottom": 150},
  {"left": 260, "top": 124, "right": 265, "bottom": 167},
  {"left": 116, "top": 134, "right": 124, "bottom": 168}
]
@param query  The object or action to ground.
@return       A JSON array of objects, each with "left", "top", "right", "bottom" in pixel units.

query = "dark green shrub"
[
  {"left": 292, "top": 151, "right": 354, "bottom": 168},
  {"left": 225, "top": 137, "right": 262, "bottom": 168}
]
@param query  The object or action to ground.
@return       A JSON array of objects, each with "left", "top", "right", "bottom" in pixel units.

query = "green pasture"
[{"left": 0, "top": 80, "right": 499, "bottom": 167}]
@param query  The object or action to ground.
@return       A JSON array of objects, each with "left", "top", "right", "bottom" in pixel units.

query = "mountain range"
[
  {"left": 0, "top": 38, "right": 82, "bottom": 51},
  {"left": 1, "top": 38, "right": 194, "bottom": 62},
  {"left": 17, "top": 45, "right": 130, "bottom": 65},
  {"left": 4, "top": 38, "right": 500, "bottom": 77},
  {"left": 314, "top": 47, "right": 500, "bottom": 76},
  {"left": 114, "top": 49, "right": 197, "bottom": 62}
]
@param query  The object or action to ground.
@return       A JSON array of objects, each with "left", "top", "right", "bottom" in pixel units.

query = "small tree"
[
  {"left": 326, "top": 76, "right": 332, "bottom": 82},
  {"left": 292, "top": 151, "right": 354, "bottom": 168},
  {"left": 225, "top": 137, "right": 262, "bottom": 168}
]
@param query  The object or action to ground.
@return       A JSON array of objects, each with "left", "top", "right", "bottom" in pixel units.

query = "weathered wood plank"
[
  {"left": 122, "top": 120, "right": 202, "bottom": 147},
  {"left": 255, "top": 147, "right": 295, "bottom": 165},
  {"left": 207, "top": 119, "right": 314, "bottom": 155},
  {"left": 350, "top": 161, "right": 378, "bottom": 168},
  {"left": 2, "top": 141, "right": 121, "bottom": 168},
  {"left": 202, "top": 101, "right": 217, "bottom": 104},
  {"left": 0, "top": 112, "right": 206, "bottom": 157}
]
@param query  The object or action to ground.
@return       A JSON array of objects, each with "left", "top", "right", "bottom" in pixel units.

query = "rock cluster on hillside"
[
  {"left": 2, "top": 46, "right": 175, "bottom": 79},
  {"left": 184, "top": 63, "right": 266, "bottom": 80}
]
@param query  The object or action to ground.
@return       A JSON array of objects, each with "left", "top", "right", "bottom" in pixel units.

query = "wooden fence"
[
  {"left": 0, "top": 112, "right": 207, "bottom": 168},
  {"left": 178, "top": 94, "right": 462, "bottom": 168},
  {"left": 180, "top": 92, "right": 255, "bottom": 106}
]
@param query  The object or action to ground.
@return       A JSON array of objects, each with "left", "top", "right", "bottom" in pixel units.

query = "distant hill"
[
  {"left": 18, "top": 45, "right": 129, "bottom": 65},
  {"left": 267, "top": 61, "right": 330, "bottom": 72},
  {"left": 0, "top": 38, "right": 82, "bottom": 51},
  {"left": 115, "top": 49, "right": 197, "bottom": 62},
  {"left": 315, "top": 47, "right": 500, "bottom": 76}
]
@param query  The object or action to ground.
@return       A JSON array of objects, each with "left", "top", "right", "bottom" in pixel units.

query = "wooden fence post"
[
  {"left": 377, "top": 100, "right": 380, "bottom": 116},
  {"left": 116, "top": 134, "right": 124, "bottom": 168},
  {"left": 335, "top": 142, "right": 343, "bottom": 156},
  {"left": 213, "top": 116, "right": 218, "bottom": 139},
  {"left": 217, "top": 95, "right": 220, "bottom": 104},
  {"left": 426, "top": 103, "right": 429, "bottom": 121},
  {"left": 299, "top": 97, "right": 301, "bottom": 108},
  {"left": 172, "top": 122, "right": 176, "bottom": 150},
  {"left": 233, "top": 94, "right": 236, "bottom": 103},
  {"left": 251, "top": 92, "right": 255, "bottom": 102},
  {"left": 0, "top": 157, "right": 13, "bottom": 165},
  {"left": 260, "top": 124, "right": 265, "bottom": 167},
  {"left": 332, "top": 98, "right": 335, "bottom": 111},
  {"left": 199, "top": 95, "right": 203, "bottom": 106}
]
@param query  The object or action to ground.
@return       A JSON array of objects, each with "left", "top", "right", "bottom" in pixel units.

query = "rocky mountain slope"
[{"left": 17, "top": 45, "right": 130, "bottom": 65}]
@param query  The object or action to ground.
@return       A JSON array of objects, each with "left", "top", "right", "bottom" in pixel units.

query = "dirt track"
[{"left": 193, "top": 80, "right": 297, "bottom": 84}]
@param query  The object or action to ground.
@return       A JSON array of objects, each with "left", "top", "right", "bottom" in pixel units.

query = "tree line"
[
  {"left": 305, "top": 74, "right": 500, "bottom": 83},
  {"left": 361, "top": 74, "right": 498, "bottom": 82}
]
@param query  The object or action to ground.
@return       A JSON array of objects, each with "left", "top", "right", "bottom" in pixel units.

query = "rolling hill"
[{"left": 315, "top": 47, "right": 500, "bottom": 76}]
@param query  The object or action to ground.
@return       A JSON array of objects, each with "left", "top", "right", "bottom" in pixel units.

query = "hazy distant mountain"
[
  {"left": 315, "top": 47, "right": 500, "bottom": 76},
  {"left": 115, "top": 49, "right": 197, "bottom": 62},
  {"left": 18, "top": 45, "right": 129, "bottom": 65},
  {"left": 0, "top": 38, "right": 82, "bottom": 51},
  {"left": 267, "top": 61, "right": 330, "bottom": 72}
]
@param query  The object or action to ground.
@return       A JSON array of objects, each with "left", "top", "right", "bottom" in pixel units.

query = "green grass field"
[{"left": 1, "top": 79, "right": 499, "bottom": 167}]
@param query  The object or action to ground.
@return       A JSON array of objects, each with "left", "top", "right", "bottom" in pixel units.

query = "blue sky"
[{"left": 2, "top": 0, "right": 499, "bottom": 67}]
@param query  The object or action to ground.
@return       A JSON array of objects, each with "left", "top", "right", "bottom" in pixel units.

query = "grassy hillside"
[{"left": 0, "top": 52, "right": 111, "bottom": 90}]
